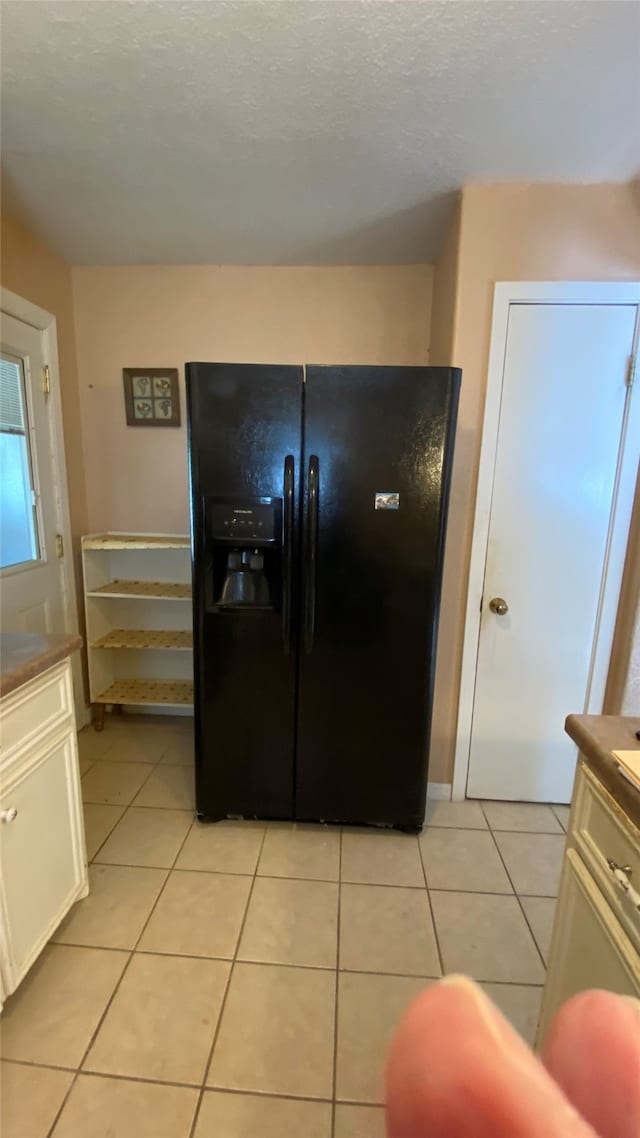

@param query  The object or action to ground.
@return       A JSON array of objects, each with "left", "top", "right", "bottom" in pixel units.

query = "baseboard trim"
[{"left": 427, "top": 782, "right": 451, "bottom": 801}]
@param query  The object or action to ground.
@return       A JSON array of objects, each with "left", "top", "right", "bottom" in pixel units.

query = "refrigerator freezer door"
[
  {"left": 296, "top": 366, "right": 460, "bottom": 827},
  {"left": 187, "top": 363, "right": 303, "bottom": 820}
]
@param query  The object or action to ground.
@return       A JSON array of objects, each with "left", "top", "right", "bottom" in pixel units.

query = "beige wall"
[
  {"left": 1, "top": 210, "right": 88, "bottom": 544},
  {"left": 72, "top": 264, "right": 433, "bottom": 532},
  {"left": 428, "top": 196, "right": 461, "bottom": 367},
  {"left": 430, "top": 182, "right": 640, "bottom": 783}
]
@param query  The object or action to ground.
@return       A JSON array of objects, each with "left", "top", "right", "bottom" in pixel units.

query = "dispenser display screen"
[{"left": 206, "top": 499, "right": 279, "bottom": 543}]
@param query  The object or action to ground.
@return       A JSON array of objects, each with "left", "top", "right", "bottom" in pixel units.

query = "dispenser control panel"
[{"left": 206, "top": 497, "right": 280, "bottom": 545}]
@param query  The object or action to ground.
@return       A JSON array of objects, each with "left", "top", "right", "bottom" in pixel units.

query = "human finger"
[
  {"left": 542, "top": 989, "right": 640, "bottom": 1138},
  {"left": 386, "top": 974, "right": 598, "bottom": 1138}
]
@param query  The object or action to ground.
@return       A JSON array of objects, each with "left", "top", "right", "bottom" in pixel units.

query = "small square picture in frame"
[{"left": 123, "top": 368, "right": 180, "bottom": 426}]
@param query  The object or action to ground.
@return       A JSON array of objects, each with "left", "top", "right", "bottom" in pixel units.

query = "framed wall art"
[{"left": 123, "top": 368, "right": 180, "bottom": 426}]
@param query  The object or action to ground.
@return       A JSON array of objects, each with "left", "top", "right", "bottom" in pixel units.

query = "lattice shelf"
[
  {"left": 83, "top": 534, "right": 190, "bottom": 550},
  {"left": 92, "top": 629, "right": 193, "bottom": 650},
  {"left": 87, "top": 579, "right": 192, "bottom": 600},
  {"left": 96, "top": 679, "right": 194, "bottom": 706}
]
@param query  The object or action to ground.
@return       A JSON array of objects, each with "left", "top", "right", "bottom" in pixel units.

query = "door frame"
[
  {"left": 1, "top": 286, "right": 85, "bottom": 721},
  {"left": 452, "top": 281, "right": 640, "bottom": 802}
]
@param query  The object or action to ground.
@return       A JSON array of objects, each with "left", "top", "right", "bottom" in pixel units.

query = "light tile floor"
[{"left": 1, "top": 715, "right": 568, "bottom": 1138}]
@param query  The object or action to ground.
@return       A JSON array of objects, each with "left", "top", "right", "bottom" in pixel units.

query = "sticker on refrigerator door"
[{"left": 374, "top": 492, "right": 399, "bottom": 510}]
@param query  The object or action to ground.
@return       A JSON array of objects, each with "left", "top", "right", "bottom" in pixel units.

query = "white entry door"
[
  {"left": 466, "top": 300, "right": 638, "bottom": 803},
  {"left": 1, "top": 312, "right": 67, "bottom": 633}
]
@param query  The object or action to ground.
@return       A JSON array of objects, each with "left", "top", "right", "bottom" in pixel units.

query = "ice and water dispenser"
[{"left": 203, "top": 497, "right": 282, "bottom": 611}]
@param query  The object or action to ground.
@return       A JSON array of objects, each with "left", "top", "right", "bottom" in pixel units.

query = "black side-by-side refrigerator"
[{"left": 186, "top": 363, "right": 460, "bottom": 830}]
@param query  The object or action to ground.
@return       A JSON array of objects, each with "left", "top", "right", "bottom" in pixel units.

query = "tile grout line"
[
  {"left": 4, "top": 1052, "right": 73, "bottom": 1121},
  {"left": 6, "top": 1056, "right": 179, "bottom": 1084},
  {"left": 551, "top": 804, "right": 570, "bottom": 833},
  {"left": 187, "top": 822, "right": 269, "bottom": 1138},
  {"left": 4, "top": 1053, "right": 387, "bottom": 1111},
  {"left": 83, "top": 756, "right": 166, "bottom": 772},
  {"left": 127, "top": 809, "right": 197, "bottom": 952},
  {"left": 190, "top": 823, "right": 269, "bottom": 1127},
  {"left": 81, "top": 759, "right": 158, "bottom": 810},
  {"left": 85, "top": 806, "right": 128, "bottom": 863},
  {"left": 44, "top": 753, "right": 157, "bottom": 1137},
  {"left": 85, "top": 854, "right": 559, "bottom": 899},
  {"left": 43, "top": 946, "right": 134, "bottom": 1138},
  {"left": 38, "top": 723, "right": 175, "bottom": 1133},
  {"left": 44, "top": 803, "right": 199, "bottom": 1138},
  {"left": 85, "top": 799, "right": 195, "bottom": 812},
  {"left": 330, "top": 827, "right": 344, "bottom": 1138},
  {"left": 87, "top": 781, "right": 194, "bottom": 867},
  {"left": 83, "top": 762, "right": 193, "bottom": 813},
  {"left": 482, "top": 806, "right": 549, "bottom": 976},
  {"left": 429, "top": 825, "right": 564, "bottom": 835},
  {"left": 418, "top": 834, "right": 446, "bottom": 979},
  {"left": 35, "top": 934, "right": 543, "bottom": 986},
  {"left": 78, "top": 755, "right": 98, "bottom": 778},
  {"left": 2, "top": 1050, "right": 416, "bottom": 1109},
  {"left": 80, "top": 712, "right": 188, "bottom": 773}
]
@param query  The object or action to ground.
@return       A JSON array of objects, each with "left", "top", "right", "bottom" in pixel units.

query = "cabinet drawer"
[
  {"left": 571, "top": 762, "right": 640, "bottom": 951},
  {"left": 0, "top": 661, "right": 73, "bottom": 763}
]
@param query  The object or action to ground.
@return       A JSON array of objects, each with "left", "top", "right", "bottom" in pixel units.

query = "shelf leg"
[
  {"left": 112, "top": 703, "right": 123, "bottom": 716},
  {"left": 93, "top": 704, "right": 106, "bottom": 732}
]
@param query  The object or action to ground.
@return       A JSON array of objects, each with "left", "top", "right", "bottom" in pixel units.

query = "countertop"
[
  {"left": 565, "top": 714, "right": 640, "bottom": 831},
  {"left": 0, "top": 632, "right": 82, "bottom": 698}
]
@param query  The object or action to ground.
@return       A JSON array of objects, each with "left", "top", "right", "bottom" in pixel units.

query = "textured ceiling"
[{"left": 1, "top": 0, "right": 638, "bottom": 264}]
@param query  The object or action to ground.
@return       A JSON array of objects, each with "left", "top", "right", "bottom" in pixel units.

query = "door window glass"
[{"left": 0, "top": 353, "right": 40, "bottom": 568}]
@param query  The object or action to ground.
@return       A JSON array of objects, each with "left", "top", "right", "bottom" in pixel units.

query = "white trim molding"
[
  {"left": 452, "top": 280, "right": 640, "bottom": 802},
  {"left": 1, "top": 287, "right": 85, "bottom": 720}
]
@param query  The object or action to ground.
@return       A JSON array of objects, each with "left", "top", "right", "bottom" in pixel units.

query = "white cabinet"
[
  {"left": 537, "top": 763, "right": 640, "bottom": 1044},
  {"left": 0, "top": 657, "right": 88, "bottom": 1004},
  {"left": 81, "top": 533, "right": 193, "bottom": 728}
]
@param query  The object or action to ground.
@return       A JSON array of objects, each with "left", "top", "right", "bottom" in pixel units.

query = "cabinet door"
[
  {"left": 537, "top": 848, "right": 640, "bottom": 1046},
  {"left": 1, "top": 732, "right": 86, "bottom": 989}
]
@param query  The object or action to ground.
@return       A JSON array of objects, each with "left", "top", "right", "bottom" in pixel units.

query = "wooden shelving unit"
[{"left": 82, "top": 532, "right": 194, "bottom": 728}]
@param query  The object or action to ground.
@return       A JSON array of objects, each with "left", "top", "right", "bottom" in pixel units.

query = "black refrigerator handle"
[
  {"left": 282, "top": 455, "right": 295, "bottom": 654},
  {"left": 304, "top": 454, "right": 319, "bottom": 654}
]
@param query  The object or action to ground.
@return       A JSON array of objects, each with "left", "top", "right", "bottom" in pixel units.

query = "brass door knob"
[{"left": 489, "top": 597, "right": 509, "bottom": 615}]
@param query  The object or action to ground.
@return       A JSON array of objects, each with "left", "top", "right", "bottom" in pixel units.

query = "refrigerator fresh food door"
[
  {"left": 296, "top": 366, "right": 460, "bottom": 828},
  {"left": 186, "top": 362, "right": 303, "bottom": 820}
]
